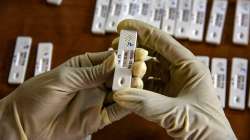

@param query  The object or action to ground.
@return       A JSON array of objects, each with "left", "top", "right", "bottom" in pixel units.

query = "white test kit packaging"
[
  {"left": 161, "top": 0, "right": 178, "bottom": 35},
  {"left": 211, "top": 58, "right": 227, "bottom": 108},
  {"left": 205, "top": 0, "right": 228, "bottom": 45},
  {"left": 232, "top": 0, "right": 250, "bottom": 45},
  {"left": 189, "top": 0, "right": 207, "bottom": 41},
  {"left": 8, "top": 36, "right": 32, "bottom": 84},
  {"left": 112, "top": 30, "right": 137, "bottom": 91},
  {"left": 91, "top": 0, "right": 111, "bottom": 34},
  {"left": 229, "top": 58, "right": 248, "bottom": 110},
  {"left": 34, "top": 43, "right": 53, "bottom": 76}
]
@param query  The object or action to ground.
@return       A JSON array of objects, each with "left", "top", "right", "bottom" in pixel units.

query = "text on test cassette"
[
  {"left": 8, "top": 37, "right": 32, "bottom": 84},
  {"left": 112, "top": 30, "right": 137, "bottom": 91}
]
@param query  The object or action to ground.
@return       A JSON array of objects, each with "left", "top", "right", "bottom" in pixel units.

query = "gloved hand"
[
  {"left": 113, "top": 19, "right": 237, "bottom": 140},
  {"left": 0, "top": 50, "right": 147, "bottom": 140}
]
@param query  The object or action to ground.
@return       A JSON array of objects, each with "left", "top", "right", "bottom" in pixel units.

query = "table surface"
[{"left": 0, "top": 0, "right": 250, "bottom": 139}]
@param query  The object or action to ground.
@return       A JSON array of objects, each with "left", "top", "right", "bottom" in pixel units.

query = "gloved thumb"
[
  {"left": 59, "top": 53, "right": 116, "bottom": 92},
  {"left": 99, "top": 104, "right": 131, "bottom": 129}
]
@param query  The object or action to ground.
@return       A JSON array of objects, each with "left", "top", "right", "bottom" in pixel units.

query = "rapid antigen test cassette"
[
  {"left": 112, "top": 30, "right": 137, "bottom": 91},
  {"left": 92, "top": 0, "right": 111, "bottom": 34},
  {"left": 127, "top": 0, "right": 142, "bottom": 19},
  {"left": 150, "top": 0, "right": 166, "bottom": 28},
  {"left": 233, "top": 0, "right": 250, "bottom": 45},
  {"left": 206, "top": 0, "right": 228, "bottom": 45},
  {"left": 8, "top": 36, "right": 32, "bottom": 84},
  {"left": 189, "top": 0, "right": 207, "bottom": 41},
  {"left": 138, "top": 0, "right": 154, "bottom": 23},
  {"left": 229, "top": 58, "right": 248, "bottom": 110},
  {"left": 106, "top": 0, "right": 129, "bottom": 32},
  {"left": 161, "top": 0, "right": 178, "bottom": 35},
  {"left": 34, "top": 43, "right": 53, "bottom": 76},
  {"left": 174, "top": 0, "right": 193, "bottom": 39},
  {"left": 211, "top": 58, "right": 227, "bottom": 108}
]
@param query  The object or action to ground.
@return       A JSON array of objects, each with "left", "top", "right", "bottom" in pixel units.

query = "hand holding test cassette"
[{"left": 113, "top": 19, "right": 236, "bottom": 140}]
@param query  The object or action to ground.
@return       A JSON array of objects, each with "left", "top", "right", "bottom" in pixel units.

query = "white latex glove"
[
  {"left": 113, "top": 19, "right": 237, "bottom": 140},
  {"left": 0, "top": 50, "right": 147, "bottom": 140}
]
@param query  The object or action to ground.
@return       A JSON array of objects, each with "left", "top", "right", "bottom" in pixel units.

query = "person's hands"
[
  {"left": 113, "top": 19, "right": 237, "bottom": 140},
  {"left": 0, "top": 50, "right": 147, "bottom": 140}
]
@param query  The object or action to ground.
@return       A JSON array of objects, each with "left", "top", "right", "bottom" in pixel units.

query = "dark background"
[{"left": 0, "top": 0, "right": 249, "bottom": 139}]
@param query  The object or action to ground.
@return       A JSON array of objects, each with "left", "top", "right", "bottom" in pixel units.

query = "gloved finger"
[
  {"left": 100, "top": 103, "right": 131, "bottom": 128},
  {"left": 113, "top": 88, "right": 180, "bottom": 122},
  {"left": 87, "top": 51, "right": 116, "bottom": 66},
  {"left": 131, "top": 77, "right": 143, "bottom": 89},
  {"left": 117, "top": 19, "right": 195, "bottom": 65},
  {"left": 113, "top": 88, "right": 178, "bottom": 112},
  {"left": 111, "top": 37, "right": 119, "bottom": 50},
  {"left": 63, "top": 51, "right": 114, "bottom": 67},
  {"left": 58, "top": 53, "right": 116, "bottom": 92},
  {"left": 132, "top": 61, "right": 147, "bottom": 78},
  {"left": 135, "top": 48, "right": 148, "bottom": 61}
]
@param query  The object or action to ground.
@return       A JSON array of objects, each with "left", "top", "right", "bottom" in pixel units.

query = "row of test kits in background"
[
  {"left": 7, "top": 36, "right": 250, "bottom": 111},
  {"left": 196, "top": 56, "right": 250, "bottom": 110},
  {"left": 8, "top": 36, "right": 53, "bottom": 84},
  {"left": 91, "top": 0, "right": 250, "bottom": 45}
]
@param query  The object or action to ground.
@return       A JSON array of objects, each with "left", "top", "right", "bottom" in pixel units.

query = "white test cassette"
[{"left": 112, "top": 30, "right": 137, "bottom": 91}]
